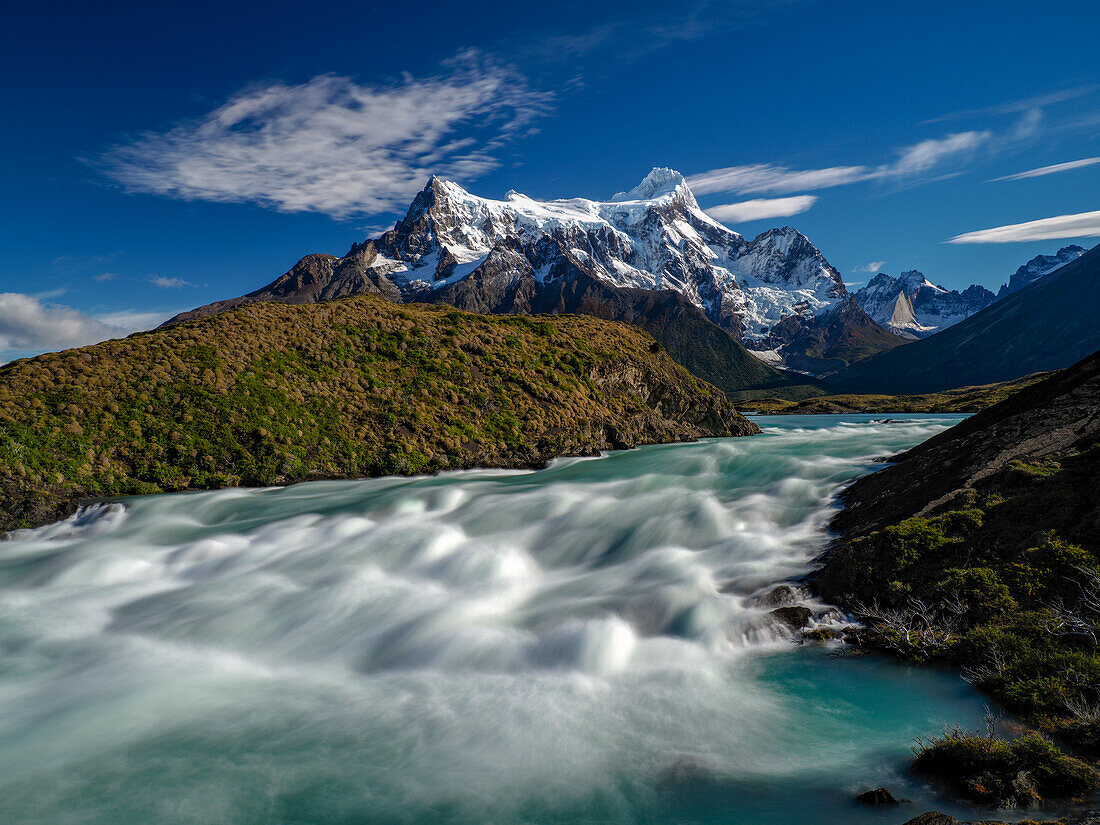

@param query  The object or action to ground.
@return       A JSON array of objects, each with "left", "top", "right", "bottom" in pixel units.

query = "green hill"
[{"left": 0, "top": 296, "right": 756, "bottom": 532}]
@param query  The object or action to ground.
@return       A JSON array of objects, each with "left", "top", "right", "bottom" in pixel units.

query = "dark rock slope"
[
  {"left": 833, "top": 243, "right": 1100, "bottom": 394},
  {"left": 0, "top": 296, "right": 756, "bottom": 533},
  {"left": 832, "top": 348, "right": 1100, "bottom": 537}
]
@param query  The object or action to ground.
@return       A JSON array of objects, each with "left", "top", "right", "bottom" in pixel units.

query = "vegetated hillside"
[
  {"left": 817, "top": 350, "right": 1100, "bottom": 804},
  {"left": 833, "top": 243, "right": 1100, "bottom": 394},
  {"left": 0, "top": 296, "right": 756, "bottom": 532},
  {"left": 747, "top": 371, "right": 1050, "bottom": 414}
]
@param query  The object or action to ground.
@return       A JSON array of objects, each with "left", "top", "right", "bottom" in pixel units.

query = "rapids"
[{"left": 0, "top": 415, "right": 1013, "bottom": 824}]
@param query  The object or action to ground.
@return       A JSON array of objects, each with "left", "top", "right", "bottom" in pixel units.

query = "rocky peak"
[
  {"left": 611, "top": 167, "right": 697, "bottom": 209},
  {"left": 998, "top": 245, "right": 1087, "bottom": 298}
]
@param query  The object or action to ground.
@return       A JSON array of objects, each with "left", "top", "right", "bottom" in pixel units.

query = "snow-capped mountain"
[
  {"left": 853, "top": 271, "right": 995, "bottom": 339},
  {"left": 364, "top": 168, "right": 846, "bottom": 343},
  {"left": 168, "top": 168, "right": 895, "bottom": 381},
  {"left": 997, "top": 246, "right": 1085, "bottom": 298}
]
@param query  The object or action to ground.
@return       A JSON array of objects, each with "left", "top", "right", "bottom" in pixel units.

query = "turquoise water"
[{"left": 0, "top": 415, "right": 1021, "bottom": 824}]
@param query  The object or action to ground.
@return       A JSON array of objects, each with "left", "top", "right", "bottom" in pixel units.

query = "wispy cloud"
[
  {"left": 688, "top": 165, "right": 868, "bottom": 196},
  {"left": 925, "top": 85, "right": 1098, "bottom": 124},
  {"left": 705, "top": 195, "right": 817, "bottom": 223},
  {"left": 93, "top": 272, "right": 118, "bottom": 282},
  {"left": 947, "top": 210, "right": 1100, "bottom": 244},
  {"left": 688, "top": 130, "right": 992, "bottom": 196},
  {"left": 96, "top": 51, "right": 552, "bottom": 219},
  {"left": 852, "top": 261, "right": 887, "bottom": 273},
  {"left": 95, "top": 309, "right": 171, "bottom": 329},
  {"left": 890, "top": 131, "right": 990, "bottom": 176},
  {"left": 991, "top": 157, "right": 1100, "bottom": 182},
  {"left": 148, "top": 275, "right": 191, "bottom": 289},
  {"left": 517, "top": 0, "right": 811, "bottom": 66}
]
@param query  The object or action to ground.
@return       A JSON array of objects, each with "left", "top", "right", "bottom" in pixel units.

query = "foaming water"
[{"left": 0, "top": 415, "right": 1006, "bottom": 824}]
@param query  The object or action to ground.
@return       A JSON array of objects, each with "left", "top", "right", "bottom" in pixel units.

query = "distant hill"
[
  {"left": 747, "top": 371, "right": 1050, "bottom": 414},
  {"left": 0, "top": 297, "right": 755, "bottom": 532},
  {"left": 832, "top": 243, "right": 1100, "bottom": 394}
]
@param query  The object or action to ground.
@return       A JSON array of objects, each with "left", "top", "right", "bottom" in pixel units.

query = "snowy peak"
[
  {"left": 338, "top": 170, "right": 864, "bottom": 351},
  {"left": 998, "top": 245, "right": 1086, "bottom": 298},
  {"left": 853, "top": 270, "right": 994, "bottom": 339},
  {"left": 611, "top": 167, "right": 694, "bottom": 206},
  {"left": 738, "top": 227, "right": 846, "bottom": 293}
]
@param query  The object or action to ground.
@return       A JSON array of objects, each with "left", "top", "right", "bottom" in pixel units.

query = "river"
[{"left": 0, "top": 415, "right": 1014, "bottom": 824}]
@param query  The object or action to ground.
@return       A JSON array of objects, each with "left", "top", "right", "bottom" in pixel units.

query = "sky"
[{"left": 2, "top": 0, "right": 1099, "bottom": 361}]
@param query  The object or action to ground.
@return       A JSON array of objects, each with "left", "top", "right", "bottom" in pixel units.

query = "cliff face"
[{"left": 0, "top": 296, "right": 756, "bottom": 532}]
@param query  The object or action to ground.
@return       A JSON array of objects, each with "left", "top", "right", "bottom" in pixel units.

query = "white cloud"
[
  {"left": 0, "top": 294, "right": 126, "bottom": 356},
  {"left": 0, "top": 295, "right": 170, "bottom": 362},
  {"left": 97, "top": 51, "right": 551, "bottom": 218},
  {"left": 991, "top": 156, "right": 1100, "bottom": 182},
  {"left": 687, "top": 165, "right": 869, "bottom": 196},
  {"left": 93, "top": 272, "right": 118, "bottom": 282},
  {"left": 947, "top": 210, "right": 1100, "bottom": 244},
  {"left": 889, "top": 130, "right": 991, "bottom": 176},
  {"left": 853, "top": 261, "right": 887, "bottom": 273},
  {"left": 687, "top": 130, "right": 993, "bottom": 197},
  {"left": 149, "top": 275, "right": 191, "bottom": 288},
  {"left": 705, "top": 195, "right": 818, "bottom": 223}
]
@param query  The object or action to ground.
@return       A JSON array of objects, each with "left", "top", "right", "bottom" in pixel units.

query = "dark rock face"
[
  {"left": 759, "top": 297, "right": 906, "bottom": 376},
  {"left": 831, "top": 348, "right": 1100, "bottom": 537},
  {"left": 900, "top": 814, "right": 958, "bottom": 825}
]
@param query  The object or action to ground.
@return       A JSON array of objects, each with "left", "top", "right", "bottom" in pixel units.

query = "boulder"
[
  {"left": 770, "top": 605, "right": 812, "bottom": 629},
  {"left": 900, "top": 814, "right": 958, "bottom": 825},
  {"left": 754, "top": 583, "right": 807, "bottom": 606},
  {"left": 855, "top": 787, "right": 901, "bottom": 804}
]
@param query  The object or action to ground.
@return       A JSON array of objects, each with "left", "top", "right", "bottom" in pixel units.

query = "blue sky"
[{"left": 2, "top": 0, "right": 1099, "bottom": 360}]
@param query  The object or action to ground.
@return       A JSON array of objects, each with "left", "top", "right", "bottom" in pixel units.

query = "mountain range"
[
  {"left": 852, "top": 271, "right": 995, "bottom": 339},
  {"left": 166, "top": 167, "right": 1096, "bottom": 398},
  {"left": 835, "top": 242, "right": 1100, "bottom": 394},
  {"left": 167, "top": 169, "right": 902, "bottom": 392}
]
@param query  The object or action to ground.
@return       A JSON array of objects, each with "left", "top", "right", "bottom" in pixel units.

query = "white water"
[{"left": 0, "top": 415, "right": 1003, "bottom": 824}]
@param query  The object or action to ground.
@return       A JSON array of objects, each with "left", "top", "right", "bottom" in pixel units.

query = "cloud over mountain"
[{"left": 97, "top": 52, "right": 551, "bottom": 219}]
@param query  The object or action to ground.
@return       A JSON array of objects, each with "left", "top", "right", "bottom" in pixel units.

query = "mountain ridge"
[
  {"left": 164, "top": 169, "right": 901, "bottom": 388},
  {"left": 834, "top": 243, "right": 1100, "bottom": 394}
]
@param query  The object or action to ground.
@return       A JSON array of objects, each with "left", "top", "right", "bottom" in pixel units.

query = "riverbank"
[{"left": 815, "top": 351, "right": 1100, "bottom": 812}]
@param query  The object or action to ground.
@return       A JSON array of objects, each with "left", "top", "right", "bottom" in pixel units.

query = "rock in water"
[
  {"left": 769, "top": 605, "right": 812, "bottom": 629},
  {"left": 900, "top": 814, "right": 958, "bottom": 825},
  {"left": 855, "top": 787, "right": 901, "bottom": 805}
]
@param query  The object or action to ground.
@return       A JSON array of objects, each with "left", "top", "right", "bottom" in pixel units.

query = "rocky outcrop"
[{"left": 831, "top": 348, "right": 1100, "bottom": 536}]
